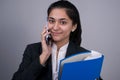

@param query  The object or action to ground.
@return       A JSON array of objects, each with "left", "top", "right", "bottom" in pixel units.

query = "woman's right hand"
[{"left": 39, "top": 26, "right": 52, "bottom": 65}]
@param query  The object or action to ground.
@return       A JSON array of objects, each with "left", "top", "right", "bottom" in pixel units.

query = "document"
[{"left": 58, "top": 50, "right": 104, "bottom": 80}]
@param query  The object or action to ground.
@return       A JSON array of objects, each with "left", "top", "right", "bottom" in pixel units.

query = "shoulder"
[
  {"left": 27, "top": 42, "right": 41, "bottom": 48},
  {"left": 66, "top": 41, "right": 90, "bottom": 57},
  {"left": 25, "top": 42, "right": 42, "bottom": 54},
  {"left": 68, "top": 41, "right": 90, "bottom": 53},
  {"left": 77, "top": 46, "right": 90, "bottom": 53}
]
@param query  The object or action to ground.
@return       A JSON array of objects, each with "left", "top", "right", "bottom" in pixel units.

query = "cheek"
[
  {"left": 48, "top": 24, "right": 52, "bottom": 29},
  {"left": 64, "top": 26, "right": 72, "bottom": 33},
  {"left": 63, "top": 27, "right": 72, "bottom": 36},
  {"left": 48, "top": 25, "right": 53, "bottom": 32}
]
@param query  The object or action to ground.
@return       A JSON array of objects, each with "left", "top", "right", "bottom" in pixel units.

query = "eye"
[
  {"left": 60, "top": 21, "right": 67, "bottom": 25},
  {"left": 48, "top": 19, "right": 55, "bottom": 24}
]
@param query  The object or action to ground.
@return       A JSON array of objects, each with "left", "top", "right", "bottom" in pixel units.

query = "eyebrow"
[{"left": 48, "top": 17, "right": 68, "bottom": 21}]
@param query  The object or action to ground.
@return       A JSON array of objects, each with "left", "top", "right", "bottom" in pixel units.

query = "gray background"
[{"left": 0, "top": 0, "right": 120, "bottom": 80}]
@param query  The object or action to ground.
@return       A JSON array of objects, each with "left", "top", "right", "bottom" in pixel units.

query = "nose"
[{"left": 52, "top": 22, "right": 59, "bottom": 30}]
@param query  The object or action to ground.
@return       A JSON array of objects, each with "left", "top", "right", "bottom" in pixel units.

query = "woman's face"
[{"left": 48, "top": 8, "right": 76, "bottom": 43}]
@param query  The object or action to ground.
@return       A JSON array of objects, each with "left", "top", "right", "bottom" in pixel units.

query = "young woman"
[{"left": 12, "top": 0, "right": 102, "bottom": 80}]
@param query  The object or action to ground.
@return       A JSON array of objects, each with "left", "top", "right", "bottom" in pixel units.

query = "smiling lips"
[{"left": 51, "top": 32, "right": 62, "bottom": 36}]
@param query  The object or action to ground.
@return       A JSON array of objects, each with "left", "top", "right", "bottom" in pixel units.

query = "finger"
[
  {"left": 41, "top": 29, "right": 51, "bottom": 42},
  {"left": 42, "top": 31, "right": 51, "bottom": 40},
  {"left": 41, "top": 26, "right": 47, "bottom": 35}
]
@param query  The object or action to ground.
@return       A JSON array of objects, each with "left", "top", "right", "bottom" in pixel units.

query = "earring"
[{"left": 72, "top": 29, "right": 75, "bottom": 32}]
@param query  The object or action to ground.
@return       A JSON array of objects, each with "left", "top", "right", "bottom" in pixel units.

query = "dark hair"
[{"left": 47, "top": 0, "right": 82, "bottom": 45}]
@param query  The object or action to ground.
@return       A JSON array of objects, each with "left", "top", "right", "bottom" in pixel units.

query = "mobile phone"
[
  {"left": 45, "top": 23, "right": 52, "bottom": 45},
  {"left": 46, "top": 33, "right": 52, "bottom": 45}
]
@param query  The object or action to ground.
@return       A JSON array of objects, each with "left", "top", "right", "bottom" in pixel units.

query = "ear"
[{"left": 72, "top": 24, "right": 77, "bottom": 32}]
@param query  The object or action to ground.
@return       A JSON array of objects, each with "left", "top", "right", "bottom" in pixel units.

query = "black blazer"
[{"left": 12, "top": 42, "right": 102, "bottom": 80}]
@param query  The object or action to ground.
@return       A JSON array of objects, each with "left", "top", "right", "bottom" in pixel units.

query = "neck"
[{"left": 54, "top": 39, "right": 69, "bottom": 50}]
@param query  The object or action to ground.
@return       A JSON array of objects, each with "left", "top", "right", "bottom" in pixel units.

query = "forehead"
[{"left": 48, "top": 8, "right": 71, "bottom": 21}]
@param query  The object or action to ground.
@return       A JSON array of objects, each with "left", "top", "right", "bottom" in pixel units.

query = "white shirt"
[{"left": 51, "top": 43, "right": 69, "bottom": 80}]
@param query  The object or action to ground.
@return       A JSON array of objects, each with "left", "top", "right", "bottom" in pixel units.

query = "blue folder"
[{"left": 58, "top": 51, "right": 104, "bottom": 80}]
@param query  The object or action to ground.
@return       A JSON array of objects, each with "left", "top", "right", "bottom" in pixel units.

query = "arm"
[
  {"left": 12, "top": 26, "right": 52, "bottom": 80},
  {"left": 12, "top": 44, "right": 45, "bottom": 80}
]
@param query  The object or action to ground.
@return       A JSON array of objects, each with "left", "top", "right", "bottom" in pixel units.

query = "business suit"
[{"left": 12, "top": 41, "right": 102, "bottom": 80}]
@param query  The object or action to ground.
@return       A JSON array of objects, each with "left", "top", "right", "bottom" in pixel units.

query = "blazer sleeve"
[{"left": 12, "top": 44, "right": 45, "bottom": 80}]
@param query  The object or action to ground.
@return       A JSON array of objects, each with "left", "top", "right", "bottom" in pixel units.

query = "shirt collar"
[{"left": 52, "top": 42, "right": 69, "bottom": 51}]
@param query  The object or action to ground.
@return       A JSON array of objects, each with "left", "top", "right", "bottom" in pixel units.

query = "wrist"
[
  {"left": 40, "top": 55, "right": 45, "bottom": 65},
  {"left": 39, "top": 53, "right": 48, "bottom": 66}
]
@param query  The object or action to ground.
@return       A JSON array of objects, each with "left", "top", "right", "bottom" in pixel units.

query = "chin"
[
  {"left": 52, "top": 38, "right": 62, "bottom": 42},
  {"left": 53, "top": 39, "right": 61, "bottom": 42}
]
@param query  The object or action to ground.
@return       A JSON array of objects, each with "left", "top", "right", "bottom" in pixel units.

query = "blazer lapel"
[{"left": 65, "top": 41, "right": 89, "bottom": 58}]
